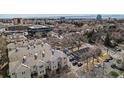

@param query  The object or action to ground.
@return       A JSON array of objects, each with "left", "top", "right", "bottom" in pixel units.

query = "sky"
[
  {"left": 0, "top": 14, "right": 92, "bottom": 17},
  {"left": 0, "top": 14, "right": 95, "bottom": 18},
  {"left": 0, "top": 0, "right": 124, "bottom": 14},
  {"left": 0, "top": 0, "right": 124, "bottom": 18},
  {"left": 1, "top": 14, "right": 124, "bottom": 19}
]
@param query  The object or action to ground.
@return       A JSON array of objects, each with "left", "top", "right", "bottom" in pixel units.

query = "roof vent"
[
  {"left": 15, "top": 47, "right": 18, "bottom": 52},
  {"left": 41, "top": 42, "right": 44, "bottom": 47},
  {"left": 22, "top": 55, "right": 26, "bottom": 63},
  {"left": 27, "top": 45, "right": 30, "bottom": 50},
  {"left": 34, "top": 53, "right": 38, "bottom": 60},
  {"left": 33, "top": 44, "right": 36, "bottom": 48},
  {"left": 51, "top": 49, "right": 55, "bottom": 55}
]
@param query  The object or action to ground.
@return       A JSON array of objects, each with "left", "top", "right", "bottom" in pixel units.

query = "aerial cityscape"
[{"left": 0, "top": 14, "right": 124, "bottom": 78}]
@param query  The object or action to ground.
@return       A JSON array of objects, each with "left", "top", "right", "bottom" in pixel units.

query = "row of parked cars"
[
  {"left": 69, "top": 56, "right": 113, "bottom": 68},
  {"left": 104, "top": 56, "right": 113, "bottom": 62},
  {"left": 71, "top": 60, "right": 83, "bottom": 67},
  {"left": 68, "top": 54, "right": 83, "bottom": 67},
  {"left": 71, "top": 56, "right": 113, "bottom": 68}
]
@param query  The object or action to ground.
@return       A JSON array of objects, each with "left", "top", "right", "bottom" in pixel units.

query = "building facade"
[{"left": 8, "top": 43, "right": 69, "bottom": 78}]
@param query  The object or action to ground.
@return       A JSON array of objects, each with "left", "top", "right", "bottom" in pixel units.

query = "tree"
[
  {"left": 76, "top": 40, "right": 81, "bottom": 50},
  {"left": 104, "top": 33, "right": 110, "bottom": 47},
  {"left": 0, "top": 36, "right": 9, "bottom": 77},
  {"left": 109, "top": 71, "right": 119, "bottom": 78}
]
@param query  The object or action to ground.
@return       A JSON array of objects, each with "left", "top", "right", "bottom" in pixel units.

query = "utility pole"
[
  {"left": 92, "top": 54, "right": 96, "bottom": 77},
  {"left": 102, "top": 61, "right": 105, "bottom": 78},
  {"left": 107, "top": 48, "right": 109, "bottom": 54},
  {"left": 86, "top": 56, "right": 89, "bottom": 78}
]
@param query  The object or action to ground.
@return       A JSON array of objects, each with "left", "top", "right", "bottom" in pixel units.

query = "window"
[
  {"left": 39, "top": 65, "right": 43, "bottom": 68},
  {"left": 40, "top": 70, "right": 44, "bottom": 74},
  {"left": 22, "top": 71, "right": 25, "bottom": 75},
  {"left": 12, "top": 73, "right": 15, "bottom": 75}
]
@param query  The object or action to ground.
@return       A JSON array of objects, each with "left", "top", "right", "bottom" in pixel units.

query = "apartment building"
[{"left": 8, "top": 42, "right": 69, "bottom": 78}]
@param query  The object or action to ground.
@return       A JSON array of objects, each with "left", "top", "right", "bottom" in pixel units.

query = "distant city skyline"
[
  {"left": 0, "top": 14, "right": 97, "bottom": 18},
  {"left": 0, "top": 14, "right": 124, "bottom": 19}
]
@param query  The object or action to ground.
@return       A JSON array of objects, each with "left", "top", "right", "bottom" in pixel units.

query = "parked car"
[
  {"left": 72, "top": 61, "right": 78, "bottom": 66},
  {"left": 77, "top": 62, "right": 83, "bottom": 67},
  {"left": 111, "top": 64, "right": 116, "bottom": 69},
  {"left": 104, "top": 56, "right": 113, "bottom": 62},
  {"left": 108, "top": 56, "right": 113, "bottom": 60},
  {"left": 116, "top": 48, "right": 121, "bottom": 52},
  {"left": 105, "top": 59, "right": 110, "bottom": 62},
  {"left": 69, "top": 55, "right": 75, "bottom": 62}
]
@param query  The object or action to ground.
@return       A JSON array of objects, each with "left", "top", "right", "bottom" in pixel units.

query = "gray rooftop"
[{"left": 28, "top": 25, "right": 49, "bottom": 29}]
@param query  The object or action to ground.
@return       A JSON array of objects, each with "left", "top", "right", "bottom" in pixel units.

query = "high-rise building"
[{"left": 12, "top": 18, "right": 23, "bottom": 25}]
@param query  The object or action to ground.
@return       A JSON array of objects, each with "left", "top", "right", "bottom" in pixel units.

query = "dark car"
[
  {"left": 72, "top": 61, "right": 78, "bottom": 66},
  {"left": 69, "top": 58, "right": 75, "bottom": 62},
  {"left": 77, "top": 62, "right": 83, "bottom": 67},
  {"left": 116, "top": 48, "right": 121, "bottom": 52},
  {"left": 105, "top": 56, "right": 113, "bottom": 62},
  {"left": 108, "top": 56, "right": 113, "bottom": 60},
  {"left": 111, "top": 64, "right": 117, "bottom": 69},
  {"left": 105, "top": 59, "right": 110, "bottom": 62}
]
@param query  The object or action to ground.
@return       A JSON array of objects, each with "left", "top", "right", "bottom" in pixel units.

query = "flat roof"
[{"left": 28, "top": 25, "right": 49, "bottom": 29}]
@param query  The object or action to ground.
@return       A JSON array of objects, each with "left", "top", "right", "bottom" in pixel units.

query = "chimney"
[
  {"left": 41, "top": 42, "right": 44, "bottom": 47},
  {"left": 33, "top": 44, "right": 36, "bottom": 48},
  {"left": 22, "top": 55, "right": 26, "bottom": 63},
  {"left": 27, "top": 45, "right": 30, "bottom": 50},
  {"left": 51, "top": 49, "right": 54, "bottom": 55},
  {"left": 34, "top": 53, "right": 38, "bottom": 60},
  {"left": 42, "top": 51, "right": 45, "bottom": 57},
  {"left": 15, "top": 47, "right": 18, "bottom": 52}
]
